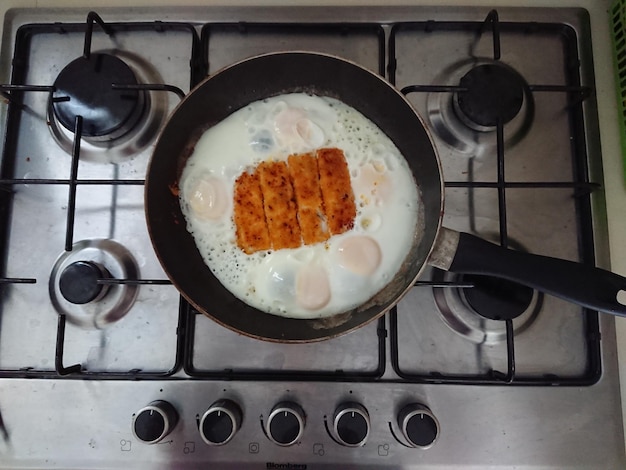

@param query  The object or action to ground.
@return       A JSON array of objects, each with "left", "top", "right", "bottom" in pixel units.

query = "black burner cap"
[
  {"left": 457, "top": 63, "right": 526, "bottom": 127},
  {"left": 51, "top": 53, "right": 141, "bottom": 137},
  {"left": 59, "top": 261, "right": 107, "bottom": 305},
  {"left": 462, "top": 274, "right": 534, "bottom": 321}
]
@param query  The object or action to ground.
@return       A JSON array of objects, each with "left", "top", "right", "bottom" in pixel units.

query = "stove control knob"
[
  {"left": 333, "top": 402, "right": 370, "bottom": 447},
  {"left": 265, "top": 401, "right": 305, "bottom": 446},
  {"left": 398, "top": 404, "right": 440, "bottom": 448},
  {"left": 132, "top": 400, "right": 178, "bottom": 444},
  {"left": 199, "top": 399, "right": 242, "bottom": 446}
]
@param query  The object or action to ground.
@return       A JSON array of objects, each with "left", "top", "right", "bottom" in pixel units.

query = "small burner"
[
  {"left": 456, "top": 63, "right": 526, "bottom": 128},
  {"left": 461, "top": 274, "right": 534, "bottom": 321},
  {"left": 51, "top": 53, "right": 145, "bottom": 140},
  {"left": 59, "top": 261, "right": 109, "bottom": 305},
  {"left": 49, "top": 239, "right": 139, "bottom": 329}
]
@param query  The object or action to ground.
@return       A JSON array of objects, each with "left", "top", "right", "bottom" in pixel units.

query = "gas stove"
[{"left": 0, "top": 4, "right": 624, "bottom": 469}]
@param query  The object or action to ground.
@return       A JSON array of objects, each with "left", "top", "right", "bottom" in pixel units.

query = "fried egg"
[{"left": 179, "top": 93, "right": 419, "bottom": 319}]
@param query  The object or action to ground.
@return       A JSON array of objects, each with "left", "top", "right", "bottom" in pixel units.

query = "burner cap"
[
  {"left": 51, "top": 53, "right": 142, "bottom": 138},
  {"left": 49, "top": 239, "right": 140, "bottom": 329},
  {"left": 59, "top": 261, "right": 109, "bottom": 305},
  {"left": 456, "top": 63, "right": 526, "bottom": 127},
  {"left": 461, "top": 274, "right": 534, "bottom": 321}
]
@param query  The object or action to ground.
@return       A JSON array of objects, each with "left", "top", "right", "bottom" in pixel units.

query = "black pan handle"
[{"left": 444, "top": 231, "right": 626, "bottom": 316}]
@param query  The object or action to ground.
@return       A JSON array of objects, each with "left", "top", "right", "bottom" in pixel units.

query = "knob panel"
[
  {"left": 333, "top": 402, "right": 370, "bottom": 447},
  {"left": 132, "top": 400, "right": 178, "bottom": 444},
  {"left": 265, "top": 401, "right": 305, "bottom": 446},
  {"left": 199, "top": 399, "right": 242, "bottom": 446},
  {"left": 398, "top": 403, "right": 440, "bottom": 448}
]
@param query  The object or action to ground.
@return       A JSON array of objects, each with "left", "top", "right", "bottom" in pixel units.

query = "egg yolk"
[
  {"left": 188, "top": 176, "right": 228, "bottom": 220},
  {"left": 337, "top": 236, "right": 382, "bottom": 276},
  {"left": 354, "top": 162, "right": 391, "bottom": 206},
  {"left": 295, "top": 265, "right": 331, "bottom": 310},
  {"left": 274, "top": 107, "right": 324, "bottom": 150}
]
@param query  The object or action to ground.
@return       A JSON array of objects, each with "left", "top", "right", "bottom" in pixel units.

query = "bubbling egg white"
[{"left": 179, "top": 93, "right": 419, "bottom": 319}]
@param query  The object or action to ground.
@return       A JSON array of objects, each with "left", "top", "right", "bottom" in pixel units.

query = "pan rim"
[{"left": 144, "top": 50, "right": 446, "bottom": 342}]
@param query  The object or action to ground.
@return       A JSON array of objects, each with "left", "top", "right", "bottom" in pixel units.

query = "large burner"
[
  {"left": 455, "top": 63, "right": 526, "bottom": 129},
  {"left": 461, "top": 274, "right": 534, "bottom": 321},
  {"left": 426, "top": 59, "right": 534, "bottom": 157},
  {"left": 51, "top": 53, "right": 145, "bottom": 140},
  {"left": 46, "top": 50, "right": 168, "bottom": 163}
]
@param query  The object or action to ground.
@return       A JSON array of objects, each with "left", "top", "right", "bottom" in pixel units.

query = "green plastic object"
[{"left": 611, "top": 0, "right": 626, "bottom": 180}]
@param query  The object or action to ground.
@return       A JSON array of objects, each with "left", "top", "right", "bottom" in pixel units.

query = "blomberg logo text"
[{"left": 266, "top": 463, "right": 308, "bottom": 470}]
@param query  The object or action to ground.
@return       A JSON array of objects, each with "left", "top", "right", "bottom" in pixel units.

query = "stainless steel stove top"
[{"left": 0, "top": 5, "right": 624, "bottom": 469}]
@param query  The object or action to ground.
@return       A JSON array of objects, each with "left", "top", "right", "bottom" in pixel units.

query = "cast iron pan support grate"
[
  {"left": 0, "top": 11, "right": 200, "bottom": 379},
  {"left": 388, "top": 10, "right": 601, "bottom": 386}
]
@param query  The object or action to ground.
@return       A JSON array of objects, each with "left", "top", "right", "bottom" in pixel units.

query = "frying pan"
[{"left": 145, "top": 51, "right": 626, "bottom": 342}]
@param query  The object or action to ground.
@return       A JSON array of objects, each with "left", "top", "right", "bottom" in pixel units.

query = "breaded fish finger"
[
  {"left": 233, "top": 170, "right": 271, "bottom": 254},
  {"left": 317, "top": 148, "right": 356, "bottom": 235},
  {"left": 258, "top": 160, "right": 302, "bottom": 250},
  {"left": 288, "top": 153, "right": 330, "bottom": 245}
]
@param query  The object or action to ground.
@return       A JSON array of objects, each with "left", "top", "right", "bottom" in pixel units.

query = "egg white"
[{"left": 179, "top": 93, "right": 420, "bottom": 319}]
